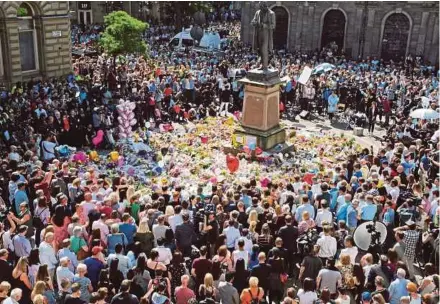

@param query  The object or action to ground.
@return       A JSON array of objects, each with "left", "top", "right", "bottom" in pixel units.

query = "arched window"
[
  {"left": 17, "top": 2, "right": 38, "bottom": 71},
  {"left": 380, "top": 13, "right": 410, "bottom": 61},
  {"left": 321, "top": 9, "right": 346, "bottom": 53},
  {"left": 272, "top": 6, "right": 289, "bottom": 50}
]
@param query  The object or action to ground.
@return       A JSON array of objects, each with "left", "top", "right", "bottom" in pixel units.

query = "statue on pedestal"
[{"left": 251, "top": 2, "right": 276, "bottom": 72}]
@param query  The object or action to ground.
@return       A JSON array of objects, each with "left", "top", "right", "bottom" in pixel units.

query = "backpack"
[
  {"left": 248, "top": 288, "right": 260, "bottom": 304},
  {"left": 33, "top": 207, "right": 48, "bottom": 229}
]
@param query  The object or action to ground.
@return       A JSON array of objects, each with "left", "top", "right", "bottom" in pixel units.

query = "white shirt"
[
  {"left": 156, "top": 246, "right": 172, "bottom": 265},
  {"left": 235, "top": 236, "right": 253, "bottom": 254},
  {"left": 340, "top": 246, "right": 358, "bottom": 264},
  {"left": 280, "top": 190, "right": 294, "bottom": 205},
  {"left": 56, "top": 265, "right": 74, "bottom": 290},
  {"left": 168, "top": 214, "right": 183, "bottom": 232},
  {"left": 39, "top": 241, "right": 58, "bottom": 270},
  {"left": 389, "top": 187, "right": 400, "bottom": 202},
  {"left": 223, "top": 226, "right": 241, "bottom": 249},
  {"left": 316, "top": 235, "right": 337, "bottom": 258},
  {"left": 297, "top": 290, "right": 318, "bottom": 304},
  {"left": 311, "top": 184, "right": 322, "bottom": 198},
  {"left": 232, "top": 249, "right": 249, "bottom": 269},
  {"left": 81, "top": 201, "right": 96, "bottom": 216},
  {"left": 1, "top": 230, "right": 14, "bottom": 252},
  {"left": 315, "top": 209, "right": 333, "bottom": 228}
]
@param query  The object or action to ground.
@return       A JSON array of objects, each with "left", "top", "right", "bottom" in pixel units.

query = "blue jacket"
[{"left": 328, "top": 94, "right": 339, "bottom": 113}]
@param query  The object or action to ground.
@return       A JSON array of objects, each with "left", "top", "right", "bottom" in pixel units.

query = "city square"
[{"left": 0, "top": 1, "right": 437, "bottom": 304}]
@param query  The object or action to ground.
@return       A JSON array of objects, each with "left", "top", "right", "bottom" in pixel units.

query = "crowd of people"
[{"left": 0, "top": 13, "right": 437, "bottom": 304}]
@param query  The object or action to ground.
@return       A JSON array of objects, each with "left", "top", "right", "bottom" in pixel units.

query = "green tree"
[{"left": 99, "top": 11, "right": 148, "bottom": 68}]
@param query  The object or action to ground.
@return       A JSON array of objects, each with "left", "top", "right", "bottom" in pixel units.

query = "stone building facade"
[
  {"left": 0, "top": 1, "right": 72, "bottom": 86},
  {"left": 241, "top": 1, "right": 439, "bottom": 64}
]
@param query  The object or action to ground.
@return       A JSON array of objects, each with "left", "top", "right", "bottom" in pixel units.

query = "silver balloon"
[{"left": 353, "top": 221, "right": 387, "bottom": 251}]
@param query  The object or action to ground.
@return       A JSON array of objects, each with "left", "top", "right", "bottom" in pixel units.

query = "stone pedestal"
[{"left": 234, "top": 69, "right": 286, "bottom": 151}]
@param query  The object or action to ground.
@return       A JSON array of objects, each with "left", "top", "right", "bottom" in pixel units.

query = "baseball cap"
[{"left": 91, "top": 246, "right": 103, "bottom": 255}]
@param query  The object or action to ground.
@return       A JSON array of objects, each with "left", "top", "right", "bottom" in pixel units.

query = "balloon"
[
  {"left": 130, "top": 118, "right": 137, "bottom": 125},
  {"left": 117, "top": 117, "right": 124, "bottom": 124},
  {"left": 255, "top": 147, "right": 263, "bottom": 155},
  {"left": 226, "top": 154, "right": 239, "bottom": 173},
  {"left": 119, "top": 133, "right": 127, "bottom": 139},
  {"left": 128, "top": 112, "right": 135, "bottom": 120},
  {"left": 92, "top": 130, "right": 104, "bottom": 148},
  {"left": 89, "top": 150, "right": 99, "bottom": 161},
  {"left": 117, "top": 156, "right": 125, "bottom": 167},
  {"left": 243, "top": 146, "right": 250, "bottom": 154},
  {"left": 109, "top": 151, "right": 119, "bottom": 162},
  {"left": 153, "top": 166, "right": 163, "bottom": 176},
  {"left": 72, "top": 151, "right": 87, "bottom": 163}
]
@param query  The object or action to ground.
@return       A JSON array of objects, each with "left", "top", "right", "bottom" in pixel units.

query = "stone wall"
[
  {"left": 241, "top": 1, "right": 439, "bottom": 64},
  {"left": 0, "top": 1, "right": 72, "bottom": 86}
]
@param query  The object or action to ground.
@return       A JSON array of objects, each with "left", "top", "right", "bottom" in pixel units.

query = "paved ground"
[{"left": 282, "top": 113, "right": 387, "bottom": 151}]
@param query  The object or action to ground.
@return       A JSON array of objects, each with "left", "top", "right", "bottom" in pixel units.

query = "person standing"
[
  {"left": 249, "top": 252, "right": 271, "bottom": 300},
  {"left": 388, "top": 268, "right": 409, "bottom": 304},
  {"left": 218, "top": 272, "right": 239, "bottom": 304},
  {"left": 393, "top": 220, "right": 420, "bottom": 280},
  {"left": 367, "top": 101, "right": 379, "bottom": 135},
  {"left": 175, "top": 213, "right": 197, "bottom": 257},
  {"left": 327, "top": 91, "right": 339, "bottom": 122}
]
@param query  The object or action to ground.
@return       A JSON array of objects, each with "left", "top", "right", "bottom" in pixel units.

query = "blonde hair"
[
  {"left": 31, "top": 281, "right": 46, "bottom": 300},
  {"left": 249, "top": 221, "right": 257, "bottom": 233},
  {"left": 44, "top": 226, "right": 54, "bottom": 238},
  {"left": 14, "top": 257, "right": 28, "bottom": 273},
  {"left": 44, "top": 232, "right": 54, "bottom": 242},
  {"left": 32, "top": 294, "right": 45, "bottom": 304},
  {"left": 248, "top": 210, "right": 258, "bottom": 224},
  {"left": 137, "top": 220, "right": 151, "bottom": 233},
  {"left": 204, "top": 273, "right": 214, "bottom": 288},
  {"left": 302, "top": 211, "right": 310, "bottom": 221},
  {"left": 0, "top": 281, "right": 11, "bottom": 293},
  {"left": 165, "top": 205, "right": 175, "bottom": 216},
  {"left": 363, "top": 253, "right": 373, "bottom": 264},
  {"left": 249, "top": 276, "right": 259, "bottom": 288}
]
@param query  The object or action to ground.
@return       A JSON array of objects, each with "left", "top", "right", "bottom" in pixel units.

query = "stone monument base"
[{"left": 233, "top": 124, "right": 286, "bottom": 151}]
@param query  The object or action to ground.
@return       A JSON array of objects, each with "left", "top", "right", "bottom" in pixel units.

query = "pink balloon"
[
  {"left": 92, "top": 130, "right": 104, "bottom": 147},
  {"left": 130, "top": 118, "right": 137, "bottom": 125}
]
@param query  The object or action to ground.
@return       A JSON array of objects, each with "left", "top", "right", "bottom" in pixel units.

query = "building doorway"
[
  {"left": 380, "top": 13, "right": 410, "bottom": 61},
  {"left": 321, "top": 9, "right": 346, "bottom": 53},
  {"left": 272, "top": 6, "right": 289, "bottom": 50},
  {"left": 78, "top": 10, "right": 92, "bottom": 24}
]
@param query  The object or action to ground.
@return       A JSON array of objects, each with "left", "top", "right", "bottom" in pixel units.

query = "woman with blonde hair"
[
  {"left": 164, "top": 205, "right": 175, "bottom": 223},
  {"left": 198, "top": 273, "right": 218, "bottom": 302},
  {"left": 240, "top": 276, "right": 264, "bottom": 304},
  {"left": 249, "top": 221, "right": 259, "bottom": 242},
  {"left": 298, "top": 211, "right": 316, "bottom": 235},
  {"left": 248, "top": 210, "right": 259, "bottom": 225},
  {"left": 338, "top": 253, "right": 354, "bottom": 288},
  {"left": 134, "top": 220, "right": 154, "bottom": 256},
  {"left": 30, "top": 281, "right": 46, "bottom": 302},
  {"left": 12, "top": 257, "right": 32, "bottom": 304},
  {"left": 31, "top": 294, "right": 46, "bottom": 304}
]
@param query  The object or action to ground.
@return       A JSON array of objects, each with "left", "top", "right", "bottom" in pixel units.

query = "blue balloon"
[{"left": 153, "top": 166, "right": 163, "bottom": 176}]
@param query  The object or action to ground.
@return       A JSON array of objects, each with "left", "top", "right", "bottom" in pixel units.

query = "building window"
[{"left": 17, "top": 3, "right": 38, "bottom": 72}]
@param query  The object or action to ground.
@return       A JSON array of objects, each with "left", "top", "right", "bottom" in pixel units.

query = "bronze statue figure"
[{"left": 251, "top": 2, "right": 276, "bottom": 72}]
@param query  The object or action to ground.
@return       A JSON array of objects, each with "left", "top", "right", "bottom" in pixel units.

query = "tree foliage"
[{"left": 99, "top": 11, "right": 148, "bottom": 57}]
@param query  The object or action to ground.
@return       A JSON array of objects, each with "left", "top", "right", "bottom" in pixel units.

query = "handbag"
[
  {"left": 279, "top": 272, "right": 288, "bottom": 283},
  {"left": 76, "top": 237, "right": 89, "bottom": 260}
]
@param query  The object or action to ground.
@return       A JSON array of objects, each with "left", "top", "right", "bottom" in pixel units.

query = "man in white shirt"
[
  {"left": 387, "top": 179, "right": 400, "bottom": 203},
  {"left": 315, "top": 201, "right": 333, "bottom": 229},
  {"left": 279, "top": 184, "right": 295, "bottom": 205},
  {"left": 92, "top": 214, "right": 110, "bottom": 246},
  {"left": 223, "top": 220, "right": 241, "bottom": 251},
  {"left": 56, "top": 257, "right": 74, "bottom": 290},
  {"left": 340, "top": 236, "right": 358, "bottom": 264},
  {"left": 155, "top": 238, "right": 173, "bottom": 266},
  {"left": 316, "top": 226, "right": 337, "bottom": 260},
  {"left": 39, "top": 233, "right": 58, "bottom": 280},
  {"left": 168, "top": 206, "right": 183, "bottom": 233},
  {"left": 80, "top": 192, "right": 96, "bottom": 216}
]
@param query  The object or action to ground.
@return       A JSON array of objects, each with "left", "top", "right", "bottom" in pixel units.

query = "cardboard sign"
[{"left": 298, "top": 66, "right": 312, "bottom": 85}]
